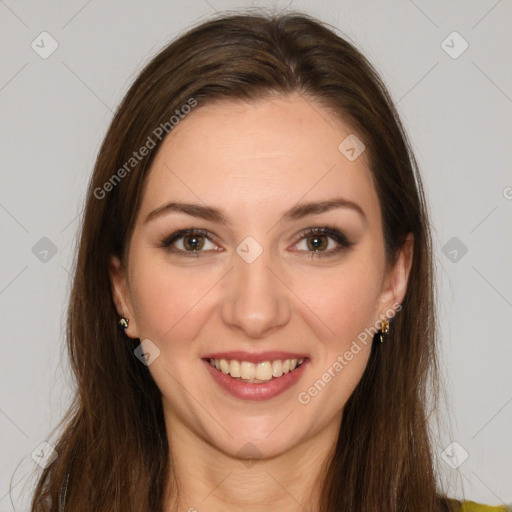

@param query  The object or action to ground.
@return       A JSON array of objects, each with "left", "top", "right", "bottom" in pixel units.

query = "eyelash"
[{"left": 159, "top": 226, "right": 354, "bottom": 259}]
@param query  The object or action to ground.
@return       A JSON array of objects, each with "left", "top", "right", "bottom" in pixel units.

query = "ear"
[
  {"left": 377, "top": 233, "right": 414, "bottom": 321},
  {"left": 108, "top": 255, "right": 140, "bottom": 338}
]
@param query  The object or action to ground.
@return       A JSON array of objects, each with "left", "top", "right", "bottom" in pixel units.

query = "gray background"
[{"left": 1, "top": 0, "right": 511, "bottom": 509}]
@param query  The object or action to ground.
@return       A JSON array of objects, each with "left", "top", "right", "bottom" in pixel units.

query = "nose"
[{"left": 220, "top": 245, "right": 291, "bottom": 338}]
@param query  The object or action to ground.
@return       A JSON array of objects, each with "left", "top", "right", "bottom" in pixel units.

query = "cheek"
[
  {"left": 296, "top": 265, "right": 379, "bottom": 412},
  {"left": 293, "top": 259, "right": 382, "bottom": 345},
  {"left": 128, "top": 253, "right": 217, "bottom": 343}
]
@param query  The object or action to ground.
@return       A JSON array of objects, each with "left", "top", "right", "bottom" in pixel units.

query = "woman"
[{"left": 28, "top": 10, "right": 509, "bottom": 512}]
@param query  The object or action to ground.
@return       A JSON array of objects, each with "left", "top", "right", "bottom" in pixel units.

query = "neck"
[{"left": 162, "top": 408, "right": 341, "bottom": 512}]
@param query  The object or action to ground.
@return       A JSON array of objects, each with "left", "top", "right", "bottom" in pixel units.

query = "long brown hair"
[{"left": 26, "top": 9, "right": 456, "bottom": 511}]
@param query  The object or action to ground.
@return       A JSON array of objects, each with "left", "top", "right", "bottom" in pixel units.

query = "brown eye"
[
  {"left": 293, "top": 227, "right": 354, "bottom": 259},
  {"left": 306, "top": 233, "right": 329, "bottom": 252},
  {"left": 182, "top": 234, "right": 205, "bottom": 251},
  {"left": 160, "top": 226, "right": 353, "bottom": 259},
  {"left": 161, "top": 229, "right": 218, "bottom": 256}
]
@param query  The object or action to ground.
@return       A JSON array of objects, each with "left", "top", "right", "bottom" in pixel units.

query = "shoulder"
[{"left": 449, "top": 499, "right": 511, "bottom": 512}]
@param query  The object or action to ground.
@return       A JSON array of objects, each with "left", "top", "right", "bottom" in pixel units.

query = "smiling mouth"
[{"left": 205, "top": 357, "right": 307, "bottom": 383}]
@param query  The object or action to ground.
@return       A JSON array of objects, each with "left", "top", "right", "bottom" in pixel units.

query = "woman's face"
[{"left": 110, "top": 93, "right": 411, "bottom": 461}]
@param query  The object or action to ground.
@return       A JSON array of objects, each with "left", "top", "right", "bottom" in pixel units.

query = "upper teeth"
[{"left": 209, "top": 358, "right": 305, "bottom": 381}]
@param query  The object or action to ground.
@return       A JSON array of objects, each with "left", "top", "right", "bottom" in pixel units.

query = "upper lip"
[{"left": 202, "top": 351, "right": 309, "bottom": 364}]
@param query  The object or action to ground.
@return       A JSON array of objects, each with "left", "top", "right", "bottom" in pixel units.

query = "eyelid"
[
  {"left": 295, "top": 227, "right": 353, "bottom": 249},
  {"left": 160, "top": 228, "right": 219, "bottom": 256},
  {"left": 160, "top": 226, "right": 353, "bottom": 257}
]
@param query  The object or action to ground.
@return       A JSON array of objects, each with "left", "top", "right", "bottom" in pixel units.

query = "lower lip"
[{"left": 202, "top": 359, "right": 310, "bottom": 401}]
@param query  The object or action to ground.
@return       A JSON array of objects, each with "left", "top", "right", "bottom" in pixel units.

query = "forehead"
[{"left": 138, "top": 94, "right": 379, "bottom": 226}]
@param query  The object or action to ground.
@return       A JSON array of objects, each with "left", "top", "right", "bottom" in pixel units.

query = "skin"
[{"left": 109, "top": 93, "right": 413, "bottom": 512}]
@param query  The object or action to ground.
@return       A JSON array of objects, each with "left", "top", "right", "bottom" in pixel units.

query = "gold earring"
[
  {"left": 380, "top": 319, "right": 389, "bottom": 343},
  {"left": 118, "top": 317, "right": 129, "bottom": 330}
]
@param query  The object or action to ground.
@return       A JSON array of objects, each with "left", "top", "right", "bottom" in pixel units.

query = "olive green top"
[{"left": 452, "top": 500, "right": 511, "bottom": 512}]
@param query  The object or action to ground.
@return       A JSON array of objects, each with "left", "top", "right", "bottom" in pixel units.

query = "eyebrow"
[{"left": 144, "top": 197, "right": 367, "bottom": 225}]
